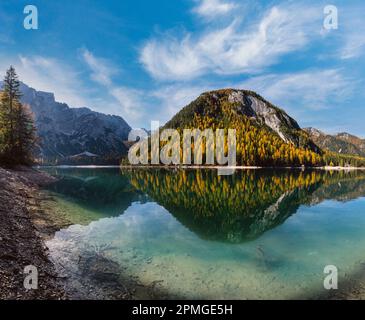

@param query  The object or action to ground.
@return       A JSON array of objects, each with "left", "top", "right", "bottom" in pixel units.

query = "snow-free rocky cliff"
[
  {"left": 226, "top": 90, "right": 300, "bottom": 143},
  {"left": 16, "top": 82, "right": 131, "bottom": 163}
]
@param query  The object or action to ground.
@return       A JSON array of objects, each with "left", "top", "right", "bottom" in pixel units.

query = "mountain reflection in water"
[{"left": 44, "top": 168, "right": 365, "bottom": 243}]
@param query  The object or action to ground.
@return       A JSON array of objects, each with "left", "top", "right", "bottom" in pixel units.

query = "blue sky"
[{"left": 0, "top": 0, "right": 365, "bottom": 136}]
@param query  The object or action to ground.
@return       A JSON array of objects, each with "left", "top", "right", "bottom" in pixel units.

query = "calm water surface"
[{"left": 40, "top": 167, "right": 365, "bottom": 299}]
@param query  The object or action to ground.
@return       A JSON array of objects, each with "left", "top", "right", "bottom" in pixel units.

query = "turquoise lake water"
[{"left": 40, "top": 167, "right": 365, "bottom": 299}]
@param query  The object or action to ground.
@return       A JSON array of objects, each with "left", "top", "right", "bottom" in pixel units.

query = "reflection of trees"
[
  {"left": 44, "top": 167, "right": 365, "bottom": 242},
  {"left": 123, "top": 169, "right": 365, "bottom": 243},
  {"left": 44, "top": 168, "right": 147, "bottom": 217},
  {"left": 309, "top": 175, "right": 365, "bottom": 204}
]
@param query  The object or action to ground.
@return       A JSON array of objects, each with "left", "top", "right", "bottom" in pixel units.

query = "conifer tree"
[
  {"left": 13, "top": 101, "right": 36, "bottom": 163},
  {"left": 0, "top": 66, "right": 36, "bottom": 165}
]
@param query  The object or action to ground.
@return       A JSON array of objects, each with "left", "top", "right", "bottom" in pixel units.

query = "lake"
[{"left": 40, "top": 167, "right": 365, "bottom": 299}]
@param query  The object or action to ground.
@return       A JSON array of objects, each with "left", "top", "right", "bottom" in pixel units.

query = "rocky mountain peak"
[
  {"left": 1, "top": 81, "right": 132, "bottom": 164},
  {"left": 201, "top": 89, "right": 301, "bottom": 143},
  {"left": 303, "top": 127, "right": 325, "bottom": 138}
]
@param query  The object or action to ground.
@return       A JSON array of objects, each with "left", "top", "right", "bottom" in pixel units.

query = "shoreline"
[
  {"left": 27, "top": 172, "right": 174, "bottom": 300},
  {"left": 0, "top": 166, "right": 180, "bottom": 300},
  {"left": 0, "top": 166, "right": 66, "bottom": 299},
  {"left": 0, "top": 167, "right": 141, "bottom": 300},
  {"left": 120, "top": 165, "right": 365, "bottom": 170},
  {"left": 35, "top": 164, "right": 365, "bottom": 170}
]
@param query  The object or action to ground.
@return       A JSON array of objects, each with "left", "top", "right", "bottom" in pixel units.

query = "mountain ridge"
[
  {"left": 304, "top": 127, "right": 365, "bottom": 157},
  {"left": 2, "top": 81, "right": 365, "bottom": 166},
  {"left": 0, "top": 81, "right": 132, "bottom": 164}
]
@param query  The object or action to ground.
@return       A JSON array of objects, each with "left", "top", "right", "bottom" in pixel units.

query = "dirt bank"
[{"left": 0, "top": 166, "right": 66, "bottom": 300}]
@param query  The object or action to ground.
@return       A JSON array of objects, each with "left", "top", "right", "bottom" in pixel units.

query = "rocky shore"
[
  {"left": 0, "top": 166, "right": 159, "bottom": 300},
  {"left": 0, "top": 166, "right": 66, "bottom": 300}
]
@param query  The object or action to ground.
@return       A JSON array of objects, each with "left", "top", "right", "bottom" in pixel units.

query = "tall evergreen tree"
[
  {"left": 13, "top": 101, "right": 37, "bottom": 163},
  {"left": 0, "top": 66, "right": 36, "bottom": 165}
]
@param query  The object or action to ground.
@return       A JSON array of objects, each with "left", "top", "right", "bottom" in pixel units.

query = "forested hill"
[{"left": 163, "top": 89, "right": 365, "bottom": 167}]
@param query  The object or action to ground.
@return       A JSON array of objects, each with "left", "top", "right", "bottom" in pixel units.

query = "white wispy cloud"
[
  {"left": 81, "top": 49, "right": 146, "bottom": 123},
  {"left": 152, "top": 84, "right": 211, "bottom": 120},
  {"left": 340, "top": 35, "right": 365, "bottom": 60},
  {"left": 1, "top": 55, "right": 90, "bottom": 107},
  {"left": 241, "top": 69, "right": 353, "bottom": 111},
  {"left": 82, "top": 49, "right": 218, "bottom": 125},
  {"left": 338, "top": 9, "right": 365, "bottom": 60},
  {"left": 140, "top": 68, "right": 355, "bottom": 126},
  {"left": 0, "top": 53, "right": 148, "bottom": 125},
  {"left": 82, "top": 49, "right": 117, "bottom": 86},
  {"left": 192, "top": 0, "right": 237, "bottom": 18},
  {"left": 140, "top": 3, "right": 322, "bottom": 81}
]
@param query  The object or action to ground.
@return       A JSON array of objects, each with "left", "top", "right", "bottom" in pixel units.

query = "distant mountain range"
[
  {"left": 1, "top": 82, "right": 364, "bottom": 166},
  {"left": 304, "top": 127, "right": 365, "bottom": 157},
  {"left": 16, "top": 83, "right": 131, "bottom": 164}
]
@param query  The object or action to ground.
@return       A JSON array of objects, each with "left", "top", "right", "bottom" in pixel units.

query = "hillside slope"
[{"left": 164, "top": 89, "right": 322, "bottom": 166}]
